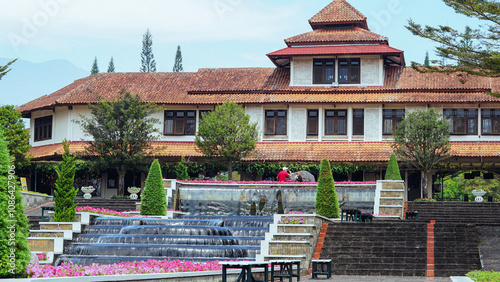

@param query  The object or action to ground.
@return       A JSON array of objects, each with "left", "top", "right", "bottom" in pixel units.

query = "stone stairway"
[
  {"left": 476, "top": 226, "right": 500, "bottom": 272},
  {"left": 407, "top": 202, "right": 500, "bottom": 224},
  {"left": 74, "top": 198, "right": 137, "bottom": 211},
  {"left": 320, "top": 222, "right": 428, "bottom": 276},
  {"left": 434, "top": 223, "right": 481, "bottom": 277}
]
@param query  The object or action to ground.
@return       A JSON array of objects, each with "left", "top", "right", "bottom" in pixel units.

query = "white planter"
[
  {"left": 128, "top": 188, "right": 141, "bottom": 200},
  {"left": 81, "top": 187, "right": 95, "bottom": 199},
  {"left": 472, "top": 191, "right": 486, "bottom": 202}
]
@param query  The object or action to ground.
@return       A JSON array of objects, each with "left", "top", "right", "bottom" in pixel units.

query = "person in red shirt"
[{"left": 277, "top": 167, "right": 290, "bottom": 182}]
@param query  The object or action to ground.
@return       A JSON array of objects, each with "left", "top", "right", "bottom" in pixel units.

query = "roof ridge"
[{"left": 309, "top": 0, "right": 368, "bottom": 30}]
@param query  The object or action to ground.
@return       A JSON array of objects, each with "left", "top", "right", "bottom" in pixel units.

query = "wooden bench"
[
  {"left": 340, "top": 209, "right": 361, "bottom": 222},
  {"left": 360, "top": 212, "right": 373, "bottom": 223},
  {"left": 41, "top": 207, "right": 54, "bottom": 220},
  {"left": 311, "top": 259, "right": 332, "bottom": 279},
  {"left": 269, "top": 260, "right": 300, "bottom": 282},
  {"left": 219, "top": 261, "right": 269, "bottom": 282},
  {"left": 405, "top": 211, "right": 418, "bottom": 220}
]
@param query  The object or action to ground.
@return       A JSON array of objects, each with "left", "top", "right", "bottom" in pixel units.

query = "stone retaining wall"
[{"left": 22, "top": 192, "right": 53, "bottom": 210}]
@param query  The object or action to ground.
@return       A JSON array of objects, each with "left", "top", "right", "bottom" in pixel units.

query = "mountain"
[{"left": 0, "top": 58, "right": 88, "bottom": 107}]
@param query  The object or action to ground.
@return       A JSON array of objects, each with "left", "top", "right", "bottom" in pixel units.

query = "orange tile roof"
[
  {"left": 28, "top": 141, "right": 500, "bottom": 163},
  {"left": 267, "top": 45, "right": 403, "bottom": 57},
  {"left": 17, "top": 67, "right": 500, "bottom": 115},
  {"left": 285, "top": 27, "right": 387, "bottom": 46},
  {"left": 309, "top": 0, "right": 368, "bottom": 29}
]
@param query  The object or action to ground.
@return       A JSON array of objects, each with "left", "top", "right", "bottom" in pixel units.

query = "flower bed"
[
  {"left": 178, "top": 180, "right": 376, "bottom": 185},
  {"left": 75, "top": 206, "right": 181, "bottom": 217},
  {"left": 277, "top": 216, "right": 305, "bottom": 224},
  {"left": 36, "top": 252, "right": 48, "bottom": 261},
  {"left": 27, "top": 260, "right": 222, "bottom": 278}
]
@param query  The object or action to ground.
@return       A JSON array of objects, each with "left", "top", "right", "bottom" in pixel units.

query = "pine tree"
[
  {"left": 0, "top": 129, "right": 30, "bottom": 278},
  {"left": 54, "top": 139, "right": 78, "bottom": 222},
  {"left": 0, "top": 59, "right": 16, "bottom": 80},
  {"left": 172, "top": 45, "right": 183, "bottom": 72},
  {"left": 107, "top": 56, "right": 115, "bottom": 73},
  {"left": 424, "top": 51, "right": 430, "bottom": 66},
  {"left": 315, "top": 158, "right": 340, "bottom": 218},
  {"left": 140, "top": 29, "right": 157, "bottom": 72},
  {"left": 90, "top": 57, "right": 99, "bottom": 75},
  {"left": 385, "top": 153, "right": 402, "bottom": 180},
  {"left": 175, "top": 156, "right": 189, "bottom": 180},
  {"left": 140, "top": 159, "right": 166, "bottom": 216}
]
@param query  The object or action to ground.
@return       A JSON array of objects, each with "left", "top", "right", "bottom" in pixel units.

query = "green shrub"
[
  {"left": 385, "top": 153, "right": 402, "bottom": 180},
  {"left": 0, "top": 129, "right": 30, "bottom": 277},
  {"left": 54, "top": 140, "right": 78, "bottom": 222},
  {"left": 467, "top": 270, "right": 500, "bottom": 282},
  {"left": 315, "top": 158, "right": 340, "bottom": 218},
  {"left": 175, "top": 156, "right": 189, "bottom": 180},
  {"left": 140, "top": 159, "right": 167, "bottom": 216}
]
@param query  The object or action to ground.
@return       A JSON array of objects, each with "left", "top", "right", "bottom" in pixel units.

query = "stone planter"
[
  {"left": 128, "top": 187, "right": 141, "bottom": 200},
  {"left": 472, "top": 191, "right": 486, "bottom": 202},
  {"left": 81, "top": 187, "right": 95, "bottom": 199}
]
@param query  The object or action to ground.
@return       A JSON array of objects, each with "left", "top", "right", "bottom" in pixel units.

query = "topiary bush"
[
  {"left": 54, "top": 139, "right": 78, "bottom": 222},
  {"left": 385, "top": 153, "right": 402, "bottom": 180},
  {"left": 315, "top": 158, "right": 340, "bottom": 218},
  {"left": 0, "top": 129, "right": 30, "bottom": 277},
  {"left": 140, "top": 159, "right": 167, "bottom": 216},
  {"left": 175, "top": 156, "right": 189, "bottom": 180}
]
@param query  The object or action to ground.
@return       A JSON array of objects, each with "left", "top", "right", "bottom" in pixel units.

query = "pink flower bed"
[
  {"left": 178, "top": 180, "right": 376, "bottom": 185},
  {"left": 27, "top": 260, "right": 222, "bottom": 278},
  {"left": 75, "top": 206, "right": 181, "bottom": 218}
]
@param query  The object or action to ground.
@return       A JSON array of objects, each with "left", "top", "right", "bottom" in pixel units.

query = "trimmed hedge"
[
  {"left": 140, "top": 159, "right": 167, "bottom": 216},
  {"left": 315, "top": 158, "right": 340, "bottom": 218},
  {"left": 385, "top": 153, "right": 402, "bottom": 180}
]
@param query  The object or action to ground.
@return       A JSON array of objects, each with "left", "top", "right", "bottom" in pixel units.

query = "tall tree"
[
  {"left": 315, "top": 158, "right": 340, "bottom": 218},
  {"left": 406, "top": 0, "right": 500, "bottom": 82},
  {"left": 140, "top": 29, "right": 157, "bottom": 72},
  {"left": 0, "top": 59, "right": 16, "bottom": 80},
  {"left": 392, "top": 109, "right": 452, "bottom": 199},
  {"left": 53, "top": 139, "right": 78, "bottom": 222},
  {"left": 75, "top": 89, "right": 161, "bottom": 195},
  {"left": 195, "top": 101, "right": 258, "bottom": 180},
  {"left": 172, "top": 45, "right": 184, "bottom": 72},
  {"left": 0, "top": 129, "right": 30, "bottom": 278},
  {"left": 0, "top": 106, "right": 31, "bottom": 166},
  {"left": 424, "top": 51, "right": 430, "bottom": 66},
  {"left": 90, "top": 57, "right": 99, "bottom": 75},
  {"left": 107, "top": 56, "right": 115, "bottom": 73}
]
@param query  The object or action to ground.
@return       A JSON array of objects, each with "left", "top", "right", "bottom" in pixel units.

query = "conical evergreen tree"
[
  {"left": 315, "top": 158, "right": 340, "bottom": 218},
  {"left": 424, "top": 51, "right": 430, "bottom": 66},
  {"left": 172, "top": 45, "right": 183, "bottom": 72},
  {"left": 90, "top": 57, "right": 99, "bottom": 75},
  {"left": 107, "top": 56, "right": 115, "bottom": 73},
  {"left": 0, "top": 129, "right": 30, "bottom": 277},
  {"left": 140, "top": 159, "right": 166, "bottom": 216},
  {"left": 385, "top": 153, "right": 402, "bottom": 180},
  {"left": 140, "top": 29, "right": 157, "bottom": 72},
  {"left": 175, "top": 156, "right": 189, "bottom": 180},
  {"left": 54, "top": 139, "right": 78, "bottom": 222}
]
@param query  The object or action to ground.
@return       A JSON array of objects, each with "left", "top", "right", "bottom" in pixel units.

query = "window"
[
  {"left": 325, "top": 110, "right": 347, "bottom": 135},
  {"left": 383, "top": 109, "right": 405, "bottom": 135},
  {"left": 164, "top": 110, "right": 196, "bottom": 135},
  {"left": 353, "top": 109, "right": 364, "bottom": 135},
  {"left": 265, "top": 110, "right": 287, "bottom": 135},
  {"left": 34, "top": 116, "right": 53, "bottom": 142},
  {"left": 199, "top": 110, "right": 211, "bottom": 120},
  {"left": 338, "top": 58, "right": 360, "bottom": 84},
  {"left": 444, "top": 109, "right": 477, "bottom": 135},
  {"left": 307, "top": 110, "right": 319, "bottom": 136},
  {"left": 482, "top": 109, "right": 500, "bottom": 135},
  {"left": 313, "top": 59, "right": 335, "bottom": 84}
]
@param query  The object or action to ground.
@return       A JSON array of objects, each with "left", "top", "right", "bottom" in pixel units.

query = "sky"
[{"left": 0, "top": 0, "right": 487, "bottom": 105}]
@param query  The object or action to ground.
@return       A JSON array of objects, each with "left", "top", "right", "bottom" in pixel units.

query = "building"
[{"left": 18, "top": 0, "right": 500, "bottom": 200}]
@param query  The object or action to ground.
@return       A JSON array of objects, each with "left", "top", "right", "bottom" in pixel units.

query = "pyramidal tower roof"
[{"left": 309, "top": 0, "right": 368, "bottom": 30}]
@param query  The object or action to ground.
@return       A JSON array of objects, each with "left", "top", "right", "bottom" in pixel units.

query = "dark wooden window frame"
[
  {"left": 313, "top": 59, "right": 336, "bottom": 84},
  {"left": 325, "top": 109, "right": 347, "bottom": 136},
  {"left": 482, "top": 109, "right": 500, "bottom": 135},
  {"left": 383, "top": 109, "right": 405, "bottom": 135},
  {"left": 338, "top": 58, "right": 361, "bottom": 84},
  {"left": 353, "top": 109, "right": 365, "bottom": 135},
  {"left": 34, "top": 115, "right": 53, "bottom": 142},
  {"left": 307, "top": 110, "right": 319, "bottom": 136},
  {"left": 444, "top": 109, "right": 478, "bottom": 135},
  {"left": 265, "top": 110, "right": 287, "bottom": 135},
  {"left": 164, "top": 110, "right": 196, "bottom": 136}
]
